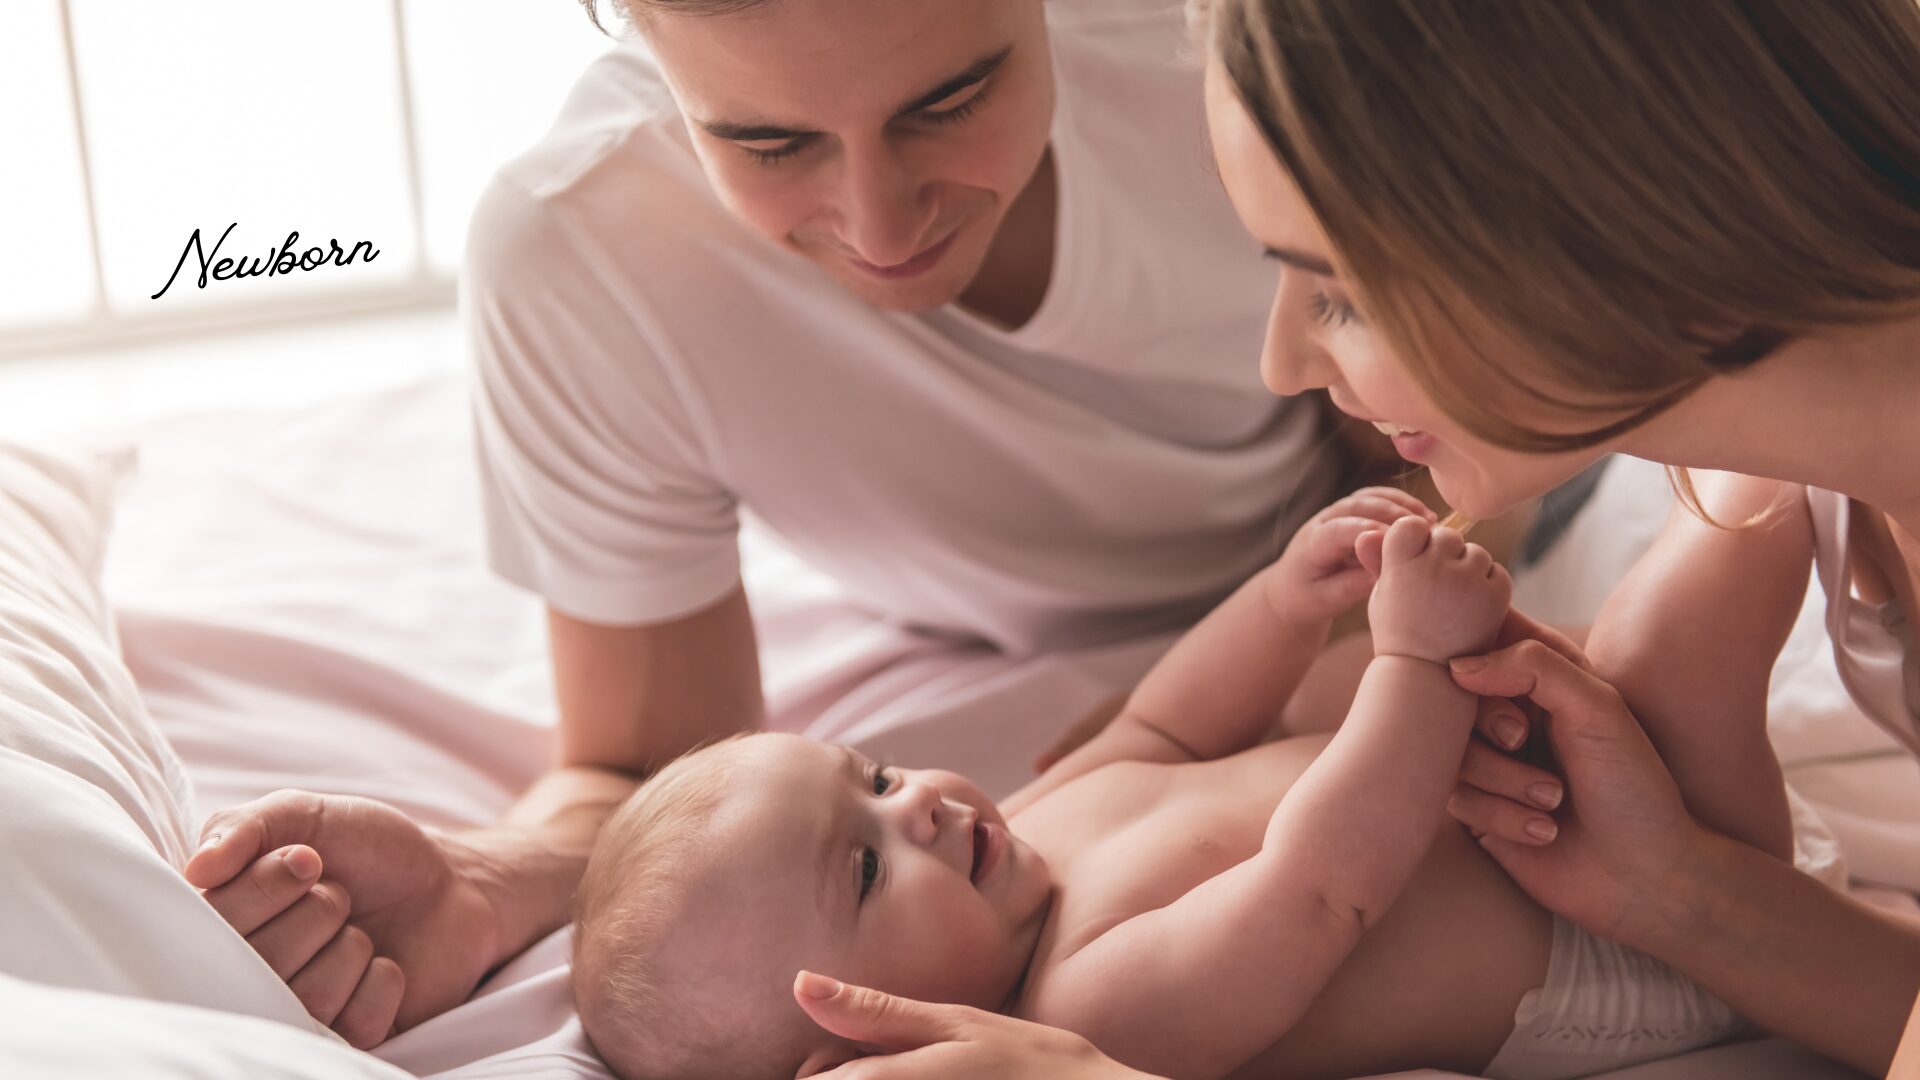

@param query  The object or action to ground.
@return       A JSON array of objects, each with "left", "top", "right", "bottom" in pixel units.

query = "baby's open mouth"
[{"left": 970, "top": 822, "right": 988, "bottom": 882}]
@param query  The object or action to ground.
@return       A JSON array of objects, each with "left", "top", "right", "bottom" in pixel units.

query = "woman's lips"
[
  {"left": 850, "top": 231, "right": 957, "bottom": 281},
  {"left": 1372, "top": 422, "right": 1438, "bottom": 463}
]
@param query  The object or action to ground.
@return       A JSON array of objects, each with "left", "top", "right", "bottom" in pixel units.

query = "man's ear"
[{"left": 795, "top": 1036, "right": 863, "bottom": 1078}]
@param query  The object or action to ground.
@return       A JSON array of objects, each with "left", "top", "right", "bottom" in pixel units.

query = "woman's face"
[
  {"left": 1202, "top": 57, "right": 1608, "bottom": 519},
  {"left": 644, "top": 0, "right": 1053, "bottom": 313}
]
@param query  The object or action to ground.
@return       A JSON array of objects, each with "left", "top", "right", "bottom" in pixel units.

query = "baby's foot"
[{"left": 1366, "top": 517, "right": 1512, "bottom": 664}]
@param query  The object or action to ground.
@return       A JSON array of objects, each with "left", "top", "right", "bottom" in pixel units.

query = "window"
[{"left": 1, "top": 0, "right": 615, "bottom": 356}]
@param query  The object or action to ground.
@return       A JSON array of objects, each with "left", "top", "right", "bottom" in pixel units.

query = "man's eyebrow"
[
  {"left": 894, "top": 45, "right": 1012, "bottom": 117},
  {"left": 698, "top": 46, "right": 1013, "bottom": 142},
  {"left": 815, "top": 746, "right": 862, "bottom": 924},
  {"left": 1265, "top": 246, "right": 1337, "bottom": 276}
]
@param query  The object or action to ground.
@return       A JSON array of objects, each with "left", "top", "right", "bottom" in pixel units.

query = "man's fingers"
[
  {"left": 1459, "top": 739, "right": 1563, "bottom": 811},
  {"left": 795, "top": 972, "right": 966, "bottom": 1051},
  {"left": 1447, "top": 784, "right": 1559, "bottom": 846},
  {"left": 247, "top": 879, "right": 352, "bottom": 981},
  {"left": 332, "top": 956, "right": 404, "bottom": 1050},
  {"left": 186, "top": 790, "right": 323, "bottom": 889},
  {"left": 288, "top": 925, "right": 375, "bottom": 1026},
  {"left": 198, "top": 844, "right": 324, "bottom": 936}
]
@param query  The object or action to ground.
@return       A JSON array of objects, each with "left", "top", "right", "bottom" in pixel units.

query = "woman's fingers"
[
  {"left": 1459, "top": 739, "right": 1562, "bottom": 811},
  {"left": 795, "top": 972, "right": 970, "bottom": 1051},
  {"left": 1448, "top": 783, "right": 1559, "bottom": 845},
  {"left": 1474, "top": 696, "right": 1528, "bottom": 751},
  {"left": 248, "top": 879, "right": 352, "bottom": 981},
  {"left": 1449, "top": 638, "right": 1619, "bottom": 721},
  {"left": 331, "top": 956, "right": 405, "bottom": 1050},
  {"left": 288, "top": 924, "right": 375, "bottom": 1026},
  {"left": 197, "top": 844, "right": 324, "bottom": 936}
]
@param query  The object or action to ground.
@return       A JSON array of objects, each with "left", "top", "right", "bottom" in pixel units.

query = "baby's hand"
[
  {"left": 1265, "top": 486, "right": 1437, "bottom": 624},
  {"left": 1362, "top": 517, "right": 1511, "bottom": 663}
]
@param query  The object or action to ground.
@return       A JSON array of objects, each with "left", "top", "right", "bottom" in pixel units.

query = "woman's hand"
[
  {"left": 1444, "top": 613, "right": 1707, "bottom": 944},
  {"left": 794, "top": 972, "right": 1162, "bottom": 1080},
  {"left": 185, "top": 791, "right": 509, "bottom": 1046}
]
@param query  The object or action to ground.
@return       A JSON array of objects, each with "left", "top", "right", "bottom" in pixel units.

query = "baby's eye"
[
  {"left": 859, "top": 847, "right": 881, "bottom": 901},
  {"left": 871, "top": 769, "right": 893, "bottom": 796}
]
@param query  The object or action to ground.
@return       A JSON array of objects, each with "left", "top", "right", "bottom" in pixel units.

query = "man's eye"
[
  {"left": 859, "top": 847, "right": 881, "bottom": 901},
  {"left": 872, "top": 769, "right": 893, "bottom": 796}
]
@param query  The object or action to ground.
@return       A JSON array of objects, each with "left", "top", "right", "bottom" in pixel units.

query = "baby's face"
[{"left": 692, "top": 734, "right": 1052, "bottom": 1022}]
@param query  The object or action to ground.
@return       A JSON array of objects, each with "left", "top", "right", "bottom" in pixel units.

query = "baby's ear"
[{"left": 795, "top": 1037, "right": 863, "bottom": 1078}]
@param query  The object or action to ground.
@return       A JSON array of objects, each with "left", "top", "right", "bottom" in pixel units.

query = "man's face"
[{"left": 644, "top": 0, "right": 1054, "bottom": 311}]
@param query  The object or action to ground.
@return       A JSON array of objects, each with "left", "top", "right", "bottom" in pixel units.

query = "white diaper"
[{"left": 1482, "top": 787, "right": 1846, "bottom": 1080}]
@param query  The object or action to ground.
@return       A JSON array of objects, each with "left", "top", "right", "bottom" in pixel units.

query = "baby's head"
[{"left": 572, "top": 732, "right": 1053, "bottom": 1080}]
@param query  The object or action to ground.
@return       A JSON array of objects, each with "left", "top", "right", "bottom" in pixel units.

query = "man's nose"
[{"left": 837, "top": 140, "right": 932, "bottom": 267}]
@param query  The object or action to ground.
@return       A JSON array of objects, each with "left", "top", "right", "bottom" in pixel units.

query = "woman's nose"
[{"left": 1260, "top": 284, "right": 1333, "bottom": 397}]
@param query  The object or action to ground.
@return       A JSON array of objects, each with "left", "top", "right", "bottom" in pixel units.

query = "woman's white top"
[
  {"left": 463, "top": 0, "right": 1331, "bottom": 656},
  {"left": 1807, "top": 486, "right": 1920, "bottom": 755}
]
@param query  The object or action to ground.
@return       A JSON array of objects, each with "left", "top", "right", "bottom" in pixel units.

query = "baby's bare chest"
[{"left": 1013, "top": 744, "right": 1320, "bottom": 955}]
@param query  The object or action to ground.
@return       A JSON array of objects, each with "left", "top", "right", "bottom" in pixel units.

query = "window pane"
[
  {"left": 403, "top": 0, "right": 614, "bottom": 274},
  {"left": 70, "top": 0, "right": 418, "bottom": 313},
  {"left": 0, "top": 0, "right": 98, "bottom": 328}
]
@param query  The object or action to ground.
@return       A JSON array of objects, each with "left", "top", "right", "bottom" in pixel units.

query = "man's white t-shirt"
[{"left": 466, "top": 0, "right": 1334, "bottom": 658}]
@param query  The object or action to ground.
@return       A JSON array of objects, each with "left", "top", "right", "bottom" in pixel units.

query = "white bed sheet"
[{"left": 100, "top": 374, "right": 1887, "bottom": 1079}]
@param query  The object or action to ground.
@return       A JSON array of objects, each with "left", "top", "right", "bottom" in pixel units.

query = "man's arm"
[
  {"left": 187, "top": 586, "right": 766, "bottom": 1038},
  {"left": 1027, "top": 655, "right": 1480, "bottom": 1078},
  {"left": 475, "top": 587, "right": 765, "bottom": 961},
  {"left": 1584, "top": 472, "right": 1809, "bottom": 861}
]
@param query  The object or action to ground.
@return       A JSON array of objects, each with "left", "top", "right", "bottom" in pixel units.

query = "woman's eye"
[
  {"left": 1308, "top": 290, "right": 1358, "bottom": 328},
  {"left": 871, "top": 769, "right": 893, "bottom": 796},
  {"left": 740, "top": 137, "right": 810, "bottom": 166},
  {"left": 859, "top": 847, "right": 881, "bottom": 901}
]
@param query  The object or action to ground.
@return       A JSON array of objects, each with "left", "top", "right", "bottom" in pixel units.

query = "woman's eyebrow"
[
  {"left": 698, "top": 45, "right": 1013, "bottom": 142},
  {"left": 1264, "top": 246, "right": 1336, "bottom": 276}
]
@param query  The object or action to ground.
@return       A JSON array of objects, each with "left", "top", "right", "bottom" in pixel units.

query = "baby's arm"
[
  {"left": 1584, "top": 471, "right": 1809, "bottom": 861},
  {"left": 1025, "top": 519, "right": 1510, "bottom": 1078},
  {"left": 1008, "top": 489, "right": 1435, "bottom": 812}
]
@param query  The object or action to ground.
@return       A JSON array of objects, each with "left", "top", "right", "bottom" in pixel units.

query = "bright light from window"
[
  {"left": 0, "top": 0, "right": 98, "bottom": 328},
  {"left": 70, "top": 0, "right": 418, "bottom": 313},
  {"left": 404, "top": 0, "right": 614, "bottom": 274}
]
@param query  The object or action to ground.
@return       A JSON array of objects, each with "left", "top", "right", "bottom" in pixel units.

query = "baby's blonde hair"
[{"left": 572, "top": 734, "right": 783, "bottom": 1080}]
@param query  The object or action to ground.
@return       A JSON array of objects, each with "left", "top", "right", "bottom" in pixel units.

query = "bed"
[{"left": 3, "top": 369, "right": 1905, "bottom": 1077}]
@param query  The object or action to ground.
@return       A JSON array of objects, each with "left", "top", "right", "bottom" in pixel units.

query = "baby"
[{"left": 571, "top": 489, "right": 1754, "bottom": 1080}]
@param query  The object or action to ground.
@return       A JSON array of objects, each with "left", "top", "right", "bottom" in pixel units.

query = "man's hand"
[
  {"left": 1265, "top": 486, "right": 1436, "bottom": 624},
  {"left": 185, "top": 791, "right": 510, "bottom": 1045}
]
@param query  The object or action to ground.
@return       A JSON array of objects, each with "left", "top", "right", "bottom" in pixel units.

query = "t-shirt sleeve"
[{"left": 462, "top": 174, "right": 741, "bottom": 625}]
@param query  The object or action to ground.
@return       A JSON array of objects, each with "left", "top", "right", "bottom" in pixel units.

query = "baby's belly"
[{"left": 1021, "top": 741, "right": 1553, "bottom": 1078}]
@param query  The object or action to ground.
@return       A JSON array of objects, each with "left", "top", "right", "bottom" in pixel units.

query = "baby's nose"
[{"left": 895, "top": 779, "right": 945, "bottom": 846}]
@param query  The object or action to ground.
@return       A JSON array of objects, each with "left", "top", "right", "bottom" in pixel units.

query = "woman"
[{"left": 806, "top": 0, "right": 1920, "bottom": 1075}]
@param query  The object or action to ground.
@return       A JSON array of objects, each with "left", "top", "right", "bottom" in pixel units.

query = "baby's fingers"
[{"left": 1346, "top": 485, "right": 1437, "bottom": 523}]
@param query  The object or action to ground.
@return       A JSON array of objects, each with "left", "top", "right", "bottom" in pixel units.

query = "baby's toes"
[
  {"left": 1429, "top": 525, "right": 1467, "bottom": 560},
  {"left": 1381, "top": 515, "right": 1433, "bottom": 564}
]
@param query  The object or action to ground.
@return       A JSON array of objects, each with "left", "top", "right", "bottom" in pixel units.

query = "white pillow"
[
  {"left": 0, "top": 973, "right": 411, "bottom": 1080},
  {"left": 0, "top": 442, "right": 325, "bottom": 1031}
]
